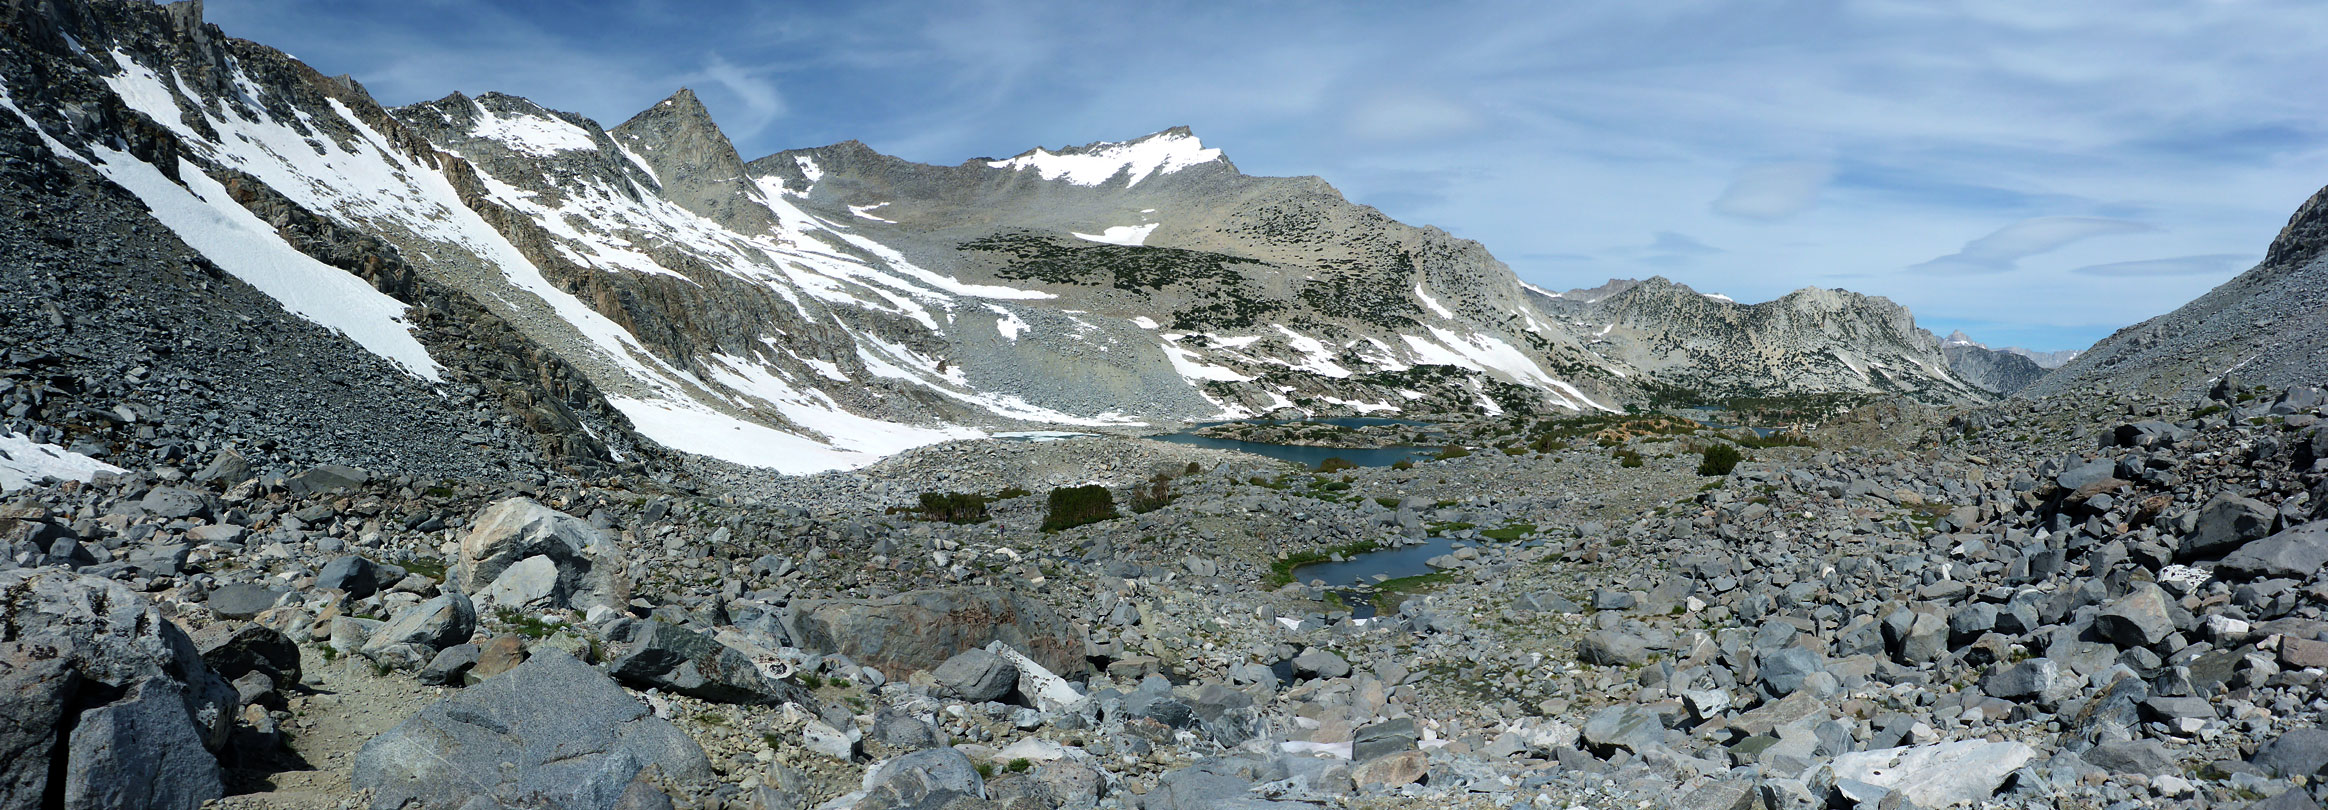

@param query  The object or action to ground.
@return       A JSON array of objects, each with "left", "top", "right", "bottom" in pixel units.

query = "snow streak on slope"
[
  {"left": 987, "top": 131, "right": 1222, "bottom": 187},
  {"left": 85, "top": 148, "right": 445, "bottom": 380},
  {"left": 1071, "top": 223, "right": 1158, "bottom": 246}
]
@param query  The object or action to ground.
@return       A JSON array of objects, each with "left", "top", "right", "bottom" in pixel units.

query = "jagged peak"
[
  {"left": 982, "top": 126, "right": 1231, "bottom": 187},
  {"left": 612, "top": 87, "right": 729, "bottom": 147}
]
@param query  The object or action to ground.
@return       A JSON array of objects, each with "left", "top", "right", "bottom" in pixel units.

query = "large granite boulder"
[
  {"left": 456, "top": 498, "right": 629, "bottom": 611},
  {"left": 790, "top": 587, "right": 1089, "bottom": 677},
  {"left": 352, "top": 649, "right": 711, "bottom": 810},
  {"left": 0, "top": 568, "right": 236, "bottom": 809}
]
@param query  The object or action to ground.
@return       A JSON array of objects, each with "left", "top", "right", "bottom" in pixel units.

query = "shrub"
[
  {"left": 1615, "top": 450, "right": 1643, "bottom": 468},
  {"left": 996, "top": 486, "right": 1032, "bottom": 499},
  {"left": 1390, "top": 459, "right": 1415, "bottom": 471},
  {"left": 1316, "top": 456, "right": 1357, "bottom": 473},
  {"left": 915, "top": 491, "right": 991, "bottom": 524},
  {"left": 1042, "top": 485, "right": 1119, "bottom": 531},
  {"left": 1130, "top": 473, "right": 1174, "bottom": 514},
  {"left": 1698, "top": 444, "right": 1743, "bottom": 476},
  {"left": 1434, "top": 446, "right": 1471, "bottom": 460},
  {"left": 1183, "top": 461, "right": 1203, "bottom": 475}
]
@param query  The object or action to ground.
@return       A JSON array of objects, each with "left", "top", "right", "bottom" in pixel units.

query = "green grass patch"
[
  {"left": 1480, "top": 523, "right": 1536, "bottom": 541},
  {"left": 1268, "top": 540, "right": 1383, "bottom": 587}
]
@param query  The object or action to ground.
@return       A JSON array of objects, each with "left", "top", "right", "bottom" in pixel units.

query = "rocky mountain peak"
[
  {"left": 2264, "top": 181, "right": 2328, "bottom": 271},
  {"left": 611, "top": 87, "right": 775, "bottom": 232}
]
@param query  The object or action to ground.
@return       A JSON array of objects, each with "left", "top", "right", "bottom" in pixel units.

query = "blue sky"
[{"left": 209, "top": 0, "right": 2328, "bottom": 352}]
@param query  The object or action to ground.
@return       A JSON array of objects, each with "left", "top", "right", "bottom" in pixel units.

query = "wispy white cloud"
[
  {"left": 1712, "top": 162, "right": 1834, "bottom": 220},
  {"left": 2071, "top": 253, "right": 2252, "bottom": 277},
  {"left": 687, "top": 54, "right": 784, "bottom": 138},
  {"left": 1912, "top": 216, "right": 2156, "bottom": 274}
]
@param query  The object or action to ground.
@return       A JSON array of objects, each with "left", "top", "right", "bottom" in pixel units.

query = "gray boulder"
[
  {"left": 138, "top": 487, "right": 211, "bottom": 519},
  {"left": 283, "top": 463, "right": 368, "bottom": 495},
  {"left": 205, "top": 582, "right": 284, "bottom": 619},
  {"left": 931, "top": 648, "right": 1018, "bottom": 702},
  {"left": 1581, "top": 704, "right": 1668, "bottom": 755},
  {"left": 1982, "top": 657, "right": 2060, "bottom": 702},
  {"left": 0, "top": 569, "right": 236, "bottom": 809},
  {"left": 1291, "top": 647, "right": 1350, "bottom": 680},
  {"left": 2083, "top": 739, "right": 2174, "bottom": 774},
  {"left": 2094, "top": 582, "right": 2176, "bottom": 648},
  {"left": 2252, "top": 727, "right": 2328, "bottom": 778},
  {"left": 61, "top": 679, "right": 224, "bottom": 810},
  {"left": 458, "top": 498, "right": 628, "bottom": 611},
  {"left": 2221, "top": 522, "right": 2328, "bottom": 580},
  {"left": 858, "top": 747, "right": 986, "bottom": 809},
  {"left": 1827, "top": 740, "right": 2036, "bottom": 808},
  {"left": 352, "top": 649, "right": 711, "bottom": 810},
  {"left": 2185, "top": 492, "right": 2277, "bottom": 558},
  {"left": 791, "top": 587, "right": 1089, "bottom": 678},
  {"left": 605, "top": 621, "right": 817, "bottom": 707},
  {"left": 191, "top": 447, "right": 252, "bottom": 484},
  {"left": 315, "top": 554, "right": 381, "bottom": 598},
  {"left": 1757, "top": 647, "right": 1826, "bottom": 698},
  {"left": 360, "top": 592, "right": 477, "bottom": 664},
  {"left": 1578, "top": 629, "right": 1652, "bottom": 666}
]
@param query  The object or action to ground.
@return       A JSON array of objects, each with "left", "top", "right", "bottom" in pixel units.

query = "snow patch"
[
  {"left": 1131, "top": 316, "right": 1159, "bottom": 330},
  {"left": 467, "top": 100, "right": 599, "bottom": 157},
  {"left": 1414, "top": 283, "right": 1455, "bottom": 319},
  {"left": 0, "top": 432, "right": 124, "bottom": 491},
  {"left": 87, "top": 148, "right": 443, "bottom": 380},
  {"left": 987, "top": 305, "right": 1029, "bottom": 341},
  {"left": 1070, "top": 223, "right": 1158, "bottom": 246},
  {"left": 848, "top": 202, "right": 897, "bottom": 223},
  {"left": 986, "top": 131, "right": 1222, "bottom": 187}
]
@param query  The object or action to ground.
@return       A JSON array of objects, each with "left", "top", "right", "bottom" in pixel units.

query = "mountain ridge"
[{"left": 0, "top": 0, "right": 1994, "bottom": 475}]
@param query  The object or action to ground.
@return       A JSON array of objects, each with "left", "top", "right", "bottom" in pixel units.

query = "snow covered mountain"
[{"left": 0, "top": 0, "right": 1993, "bottom": 475}]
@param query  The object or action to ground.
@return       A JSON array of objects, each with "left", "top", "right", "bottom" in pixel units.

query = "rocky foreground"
[{"left": 3, "top": 380, "right": 2328, "bottom": 809}]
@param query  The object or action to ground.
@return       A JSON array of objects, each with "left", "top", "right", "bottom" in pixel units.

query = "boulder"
[
  {"left": 193, "top": 622, "right": 302, "bottom": 684},
  {"left": 457, "top": 498, "right": 627, "bottom": 611},
  {"left": 2252, "top": 727, "right": 2328, "bottom": 778},
  {"left": 191, "top": 447, "right": 251, "bottom": 484},
  {"left": 931, "top": 648, "right": 1018, "bottom": 702},
  {"left": 138, "top": 487, "right": 210, "bottom": 519},
  {"left": 204, "top": 582, "right": 284, "bottom": 619},
  {"left": 2221, "top": 522, "right": 2328, "bottom": 580},
  {"left": 605, "top": 620, "right": 817, "bottom": 707},
  {"left": 2094, "top": 582, "right": 2176, "bottom": 648},
  {"left": 60, "top": 679, "right": 225, "bottom": 810},
  {"left": 790, "top": 587, "right": 1089, "bottom": 677},
  {"left": 352, "top": 649, "right": 711, "bottom": 810},
  {"left": 1577, "top": 629, "right": 1653, "bottom": 666},
  {"left": 283, "top": 463, "right": 368, "bottom": 495},
  {"left": 1291, "top": 647, "right": 1350, "bottom": 680},
  {"left": 858, "top": 747, "right": 985, "bottom": 808},
  {"left": 2083, "top": 739, "right": 2174, "bottom": 774},
  {"left": 314, "top": 554, "right": 381, "bottom": 598},
  {"left": 1582, "top": 704, "right": 1669, "bottom": 755},
  {"left": 0, "top": 569, "right": 236, "bottom": 809},
  {"left": 1757, "top": 646, "right": 1826, "bottom": 698},
  {"left": 2185, "top": 492, "right": 2278, "bottom": 558},
  {"left": 359, "top": 592, "right": 476, "bottom": 663},
  {"left": 1827, "top": 740, "right": 2035, "bottom": 808},
  {"left": 1982, "top": 657, "right": 2061, "bottom": 702}
]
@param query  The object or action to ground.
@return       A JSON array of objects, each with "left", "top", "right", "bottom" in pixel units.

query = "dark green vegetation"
[
  {"left": 1041, "top": 485, "right": 1120, "bottom": 532},
  {"left": 1130, "top": 473, "right": 1175, "bottom": 514},
  {"left": 908, "top": 491, "right": 992, "bottom": 524},
  {"left": 1268, "top": 540, "right": 1384, "bottom": 587},
  {"left": 962, "top": 232, "right": 1282, "bottom": 329},
  {"left": 1699, "top": 444, "right": 1743, "bottom": 476}
]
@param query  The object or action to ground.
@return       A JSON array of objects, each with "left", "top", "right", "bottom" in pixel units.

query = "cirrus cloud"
[
  {"left": 1911, "top": 216, "right": 2155, "bottom": 274},
  {"left": 2071, "top": 253, "right": 2252, "bottom": 277},
  {"left": 1711, "top": 162, "right": 1833, "bottom": 220}
]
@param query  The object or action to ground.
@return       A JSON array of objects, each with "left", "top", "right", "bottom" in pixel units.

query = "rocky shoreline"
[{"left": 2, "top": 380, "right": 2324, "bottom": 809}]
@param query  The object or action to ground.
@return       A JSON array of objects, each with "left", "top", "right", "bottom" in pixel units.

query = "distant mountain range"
[{"left": 0, "top": 0, "right": 2162, "bottom": 474}]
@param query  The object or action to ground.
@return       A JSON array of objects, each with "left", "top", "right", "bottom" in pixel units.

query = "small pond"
[{"left": 1149, "top": 417, "right": 1444, "bottom": 468}]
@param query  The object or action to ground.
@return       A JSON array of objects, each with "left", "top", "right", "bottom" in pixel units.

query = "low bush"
[
  {"left": 914, "top": 491, "right": 991, "bottom": 524},
  {"left": 1042, "top": 485, "right": 1119, "bottom": 531},
  {"left": 1316, "top": 457, "right": 1358, "bottom": 473},
  {"left": 1698, "top": 444, "right": 1743, "bottom": 476}
]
